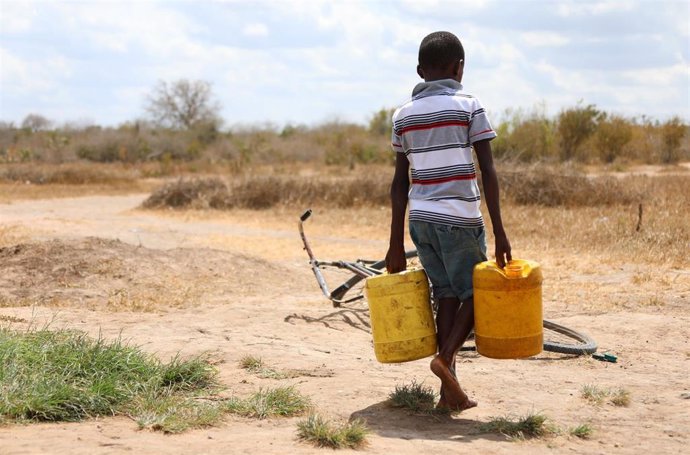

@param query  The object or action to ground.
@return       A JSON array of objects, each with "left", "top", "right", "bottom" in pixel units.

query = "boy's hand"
[
  {"left": 385, "top": 246, "right": 407, "bottom": 274},
  {"left": 494, "top": 232, "right": 512, "bottom": 268}
]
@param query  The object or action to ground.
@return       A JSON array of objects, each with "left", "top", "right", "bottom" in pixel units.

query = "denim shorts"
[{"left": 409, "top": 220, "right": 488, "bottom": 301}]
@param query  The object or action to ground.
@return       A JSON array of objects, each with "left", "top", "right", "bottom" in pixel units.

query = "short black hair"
[{"left": 418, "top": 31, "right": 464, "bottom": 71}]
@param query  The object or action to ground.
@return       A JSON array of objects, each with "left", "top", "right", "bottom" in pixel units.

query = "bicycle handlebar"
[
  {"left": 298, "top": 208, "right": 333, "bottom": 301},
  {"left": 300, "top": 209, "right": 312, "bottom": 222}
]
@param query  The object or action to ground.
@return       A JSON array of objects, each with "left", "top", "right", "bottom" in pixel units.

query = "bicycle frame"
[{"left": 298, "top": 209, "right": 384, "bottom": 305}]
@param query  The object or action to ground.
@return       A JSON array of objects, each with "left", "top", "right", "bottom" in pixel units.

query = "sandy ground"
[{"left": 1, "top": 194, "right": 689, "bottom": 455}]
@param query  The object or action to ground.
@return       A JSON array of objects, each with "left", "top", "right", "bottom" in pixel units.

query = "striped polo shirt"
[{"left": 391, "top": 79, "right": 496, "bottom": 228}]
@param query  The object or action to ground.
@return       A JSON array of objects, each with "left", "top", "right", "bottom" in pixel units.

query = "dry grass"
[
  {"left": 3, "top": 161, "right": 687, "bottom": 267},
  {"left": 581, "top": 384, "right": 631, "bottom": 406},
  {"left": 0, "top": 226, "right": 28, "bottom": 249},
  {"left": 0, "top": 162, "right": 139, "bottom": 185},
  {"left": 142, "top": 172, "right": 390, "bottom": 210},
  {"left": 497, "top": 168, "right": 639, "bottom": 206},
  {"left": 296, "top": 414, "right": 369, "bottom": 449}
]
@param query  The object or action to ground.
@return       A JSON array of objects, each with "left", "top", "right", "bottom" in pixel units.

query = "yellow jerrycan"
[
  {"left": 472, "top": 259, "right": 543, "bottom": 359},
  {"left": 364, "top": 269, "right": 437, "bottom": 363}
]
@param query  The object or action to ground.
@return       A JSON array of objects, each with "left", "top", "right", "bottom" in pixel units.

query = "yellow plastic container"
[
  {"left": 364, "top": 269, "right": 437, "bottom": 363},
  {"left": 473, "top": 259, "right": 543, "bottom": 359}
]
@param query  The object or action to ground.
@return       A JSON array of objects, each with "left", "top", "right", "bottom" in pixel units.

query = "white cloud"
[
  {"left": 399, "top": 0, "right": 491, "bottom": 13},
  {"left": 521, "top": 31, "right": 570, "bottom": 47},
  {"left": 1, "top": 0, "right": 688, "bottom": 125},
  {"left": 243, "top": 23, "right": 269, "bottom": 37},
  {"left": 0, "top": 1, "right": 37, "bottom": 33},
  {"left": 52, "top": 2, "right": 200, "bottom": 56},
  {"left": 621, "top": 63, "right": 689, "bottom": 86},
  {"left": 557, "top": 0, "right": 635, "bottom": 17},
  {"left": 0, "top": 47, "right": 71, "bottom": 93}
]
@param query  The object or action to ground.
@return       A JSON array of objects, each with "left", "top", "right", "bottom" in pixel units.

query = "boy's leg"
[
  {"left": 435, "top": 296, "right": 460, "bottom": 408},
  {"left": 431, "top": 296, "right": 477, "bottom": 411}
]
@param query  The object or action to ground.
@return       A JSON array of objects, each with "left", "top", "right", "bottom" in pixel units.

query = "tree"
[
  {"left": 368, "top": 108, "right": 394, "bottom": 136},
  {"left": 557, "top": 103, "right": 602, "bottom": 161},
  {"left": 145, "top": 79, "right": 221, "bottom": 130},
  {"left": 595, "top": 114, "right": 633, "bottom": 163},
  {"left": 21, "top": 113, "right": 52, "bottom": 132},
  {"left": 659, "top": 116, "right": 687, "bottom": 164}
]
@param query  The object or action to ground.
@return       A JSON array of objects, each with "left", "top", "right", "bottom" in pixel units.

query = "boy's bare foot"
[
  {"left": 430, "top": 356, "right": 476, "bottom": 411},
  {"left": 436, "top": 394, "right": 477, "bottom": 411},
  {"left": 451, "top": 396, "right": 478, "bottom": 412}
]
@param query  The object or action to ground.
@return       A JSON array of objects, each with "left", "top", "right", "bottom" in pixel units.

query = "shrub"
[
  {"left": 659, "top": 116, "right": 687, "bottom": 164},
  {"left": 595, "top": 114, "right": 633, "bottom": 163},
  {"left": 493, "top": 106, "right": 557, "bottom": 162},
  {"left": 557, "top": 103, "right": 602, "bottom": 161}
]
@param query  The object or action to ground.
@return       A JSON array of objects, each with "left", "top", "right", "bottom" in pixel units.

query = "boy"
[{"left": 385, "top": 31, "right": 512, "bottom": 411}]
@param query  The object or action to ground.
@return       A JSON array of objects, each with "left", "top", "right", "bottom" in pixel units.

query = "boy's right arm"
[{"left": 385, "top": 153, "right": 410, "bottom": 273}]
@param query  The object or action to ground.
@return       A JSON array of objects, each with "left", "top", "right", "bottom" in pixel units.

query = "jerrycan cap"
[{"left": 504, "top": 262, "right": 525, "bottom": 279}]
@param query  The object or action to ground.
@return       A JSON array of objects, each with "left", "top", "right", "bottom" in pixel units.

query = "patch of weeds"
[
  {"left": 581, "top": 384, "right": 609, "bottom": 405},
  {"left": 609, "top": 388, "right": 631, "bottom": 407},
  {"left": 239, "top": 355, "right": 287, "bottom": 379},
  {"left": 642, "top": 295, "right": 665, "bottom": 307},
  {"left": 581, "top": 384, "right": 631, "bottom": 406},
  {"left": 132, "top": 392, "right": 224, "bottom": 434},
  {"left": 479, "top": 412, "right": 555, "bottom": 440},
  {"left": 631, "top": 272, "right": 652, "bottom": 285},
  {"left": 570, "top": 423, "right": 594, "bottom": 439},
  {"left": 388, "top": 380, "right": 439, "bottom": 413},
  {"left": 224, "top": 386, "right": 311, "bottom": 419},
  {"left": 297, "top": 413, "right": 369, "bottom": 449},
  {"left": 0, "top": 326, "right": 222, "bottom": 433}
]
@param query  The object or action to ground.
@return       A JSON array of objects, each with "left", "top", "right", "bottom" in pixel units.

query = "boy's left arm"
[{"left": 474, "top": 139, "right": 512, "bottom": 268}]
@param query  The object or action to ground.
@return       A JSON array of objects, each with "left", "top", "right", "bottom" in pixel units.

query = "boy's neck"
[{"left": 424, "top": 76, "right": 459, "bottom": 83}]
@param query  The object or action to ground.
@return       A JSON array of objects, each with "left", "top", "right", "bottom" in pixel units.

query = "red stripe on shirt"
[
  {"left": 411, "top": 174, "right": 476, "bottom": 185},
  {"left": 470, "top": 128, "right": 494, "bottom": 138},
  {"left": 400, "top": 120, "right": 468, "bottom": 135}
]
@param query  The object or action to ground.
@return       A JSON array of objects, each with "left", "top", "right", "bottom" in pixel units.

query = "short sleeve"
[
  {"left": 468, "top": 98, "right": 497, "bottom": 144},
  {"left": 391, "top": 109, "right": 404, "bottom": 153}
]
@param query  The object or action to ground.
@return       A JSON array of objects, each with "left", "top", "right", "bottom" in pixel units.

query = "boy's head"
[{"left": 417, "top": 31, "right": 465, "bottom": 82}]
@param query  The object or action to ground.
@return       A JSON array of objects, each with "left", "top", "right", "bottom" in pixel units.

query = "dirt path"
[{"left": 1, "top": 195, "right": 689, "bottom": 455}]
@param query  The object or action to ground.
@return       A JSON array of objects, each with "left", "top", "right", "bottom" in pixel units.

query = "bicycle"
[{"left": 298, "top": 209, "right": 597, "bottom": 356}]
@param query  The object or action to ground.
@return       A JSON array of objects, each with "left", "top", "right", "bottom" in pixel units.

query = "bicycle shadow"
[
  {"left": 349, "top": 400, "right": 504, "bottom": 443},
  {"left": 284, "top": 308, "right": 372, "bottom": 333}
]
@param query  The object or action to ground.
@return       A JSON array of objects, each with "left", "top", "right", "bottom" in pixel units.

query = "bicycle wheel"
[
  {"left": 329, "top": 250, "right": 420, "bottom": 305},
  {"left": 542, "top": 320, "right": 597, "bottom": 355},
  {"left": 460, "top": 320, "right": 597, "bottom": 356}
]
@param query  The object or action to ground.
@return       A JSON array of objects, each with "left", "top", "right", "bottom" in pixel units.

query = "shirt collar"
[{"left": 411, "top": 79, "right": 464, "bottom": 99}]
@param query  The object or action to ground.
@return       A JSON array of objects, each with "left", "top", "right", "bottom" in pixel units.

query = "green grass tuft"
[
  {"left": 570, "top": 423, "right": 594, "bottom": 439},
  {"left": 581, "top": 384, "right": 631, "bottom": 406},
  {"left": 479, "top": 412, "right": 555, "bottom": 440},
  {"left": 296, "top": 413, "right": 369, "bottom": 449},
  {"left": 238, "top": 355, "right": 287, "bottom": 379},
  {"left": 224, "top": 386, "right": 311, "bottom": 419},
  {"left": 0, "top": 326, "right": 222, "bottom": 433},
  {"left": 388, "top": 380, "right": 438, "bottom": 413}
]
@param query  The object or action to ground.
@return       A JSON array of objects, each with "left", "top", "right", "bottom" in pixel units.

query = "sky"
[{"left": 1, "top": 0, "right": 689, "bottom": 129}]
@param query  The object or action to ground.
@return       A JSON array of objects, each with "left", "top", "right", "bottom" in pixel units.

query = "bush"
[
  {"left": 595, "top": 115, "right": 633, "bottom": 163},
  {"left": 557, "top": 103, "right": 602, "bottom": 161},
  {"left": 659, "top": 116, "right": 687, "bottom": 164},
  {"left": 493, "top": 107, "right": 556, "bottom": 161}
]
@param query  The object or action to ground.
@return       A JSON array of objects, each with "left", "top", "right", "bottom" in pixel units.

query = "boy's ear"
[
  {"left": 452, "top": 60, "right": 461, "bottom": 75},
  {"left": 453, "top": 59, "right": 465, "bottom": 82},
  {"left": 416, "top": 65, "right": 425, "bottom": 79}
]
